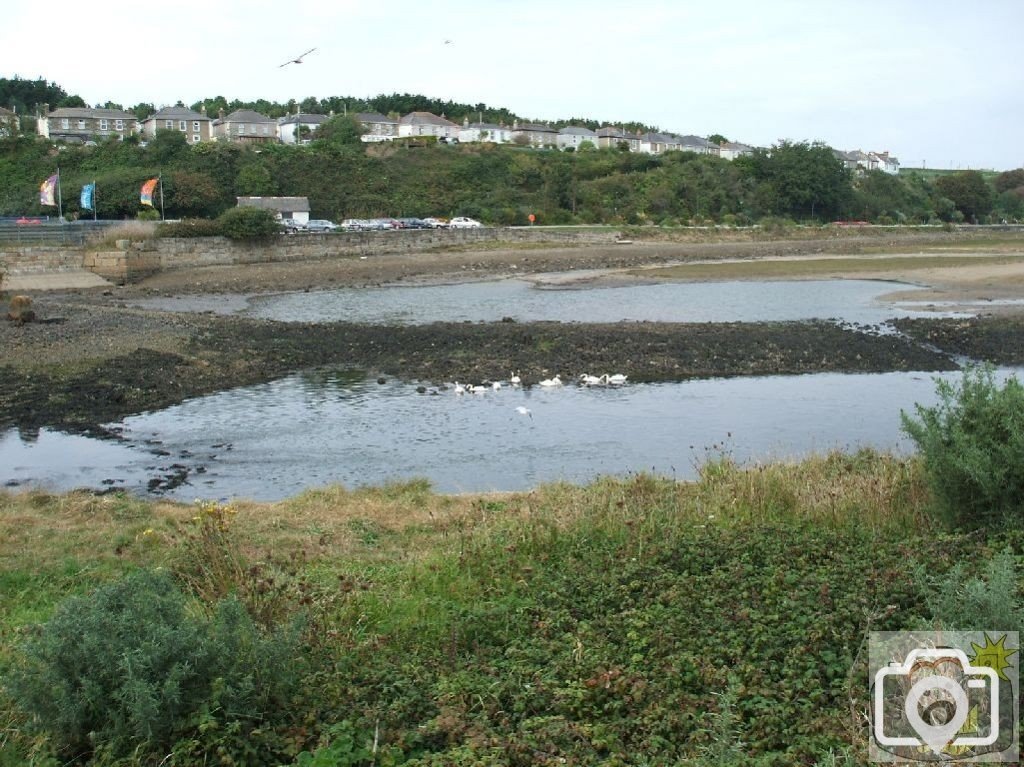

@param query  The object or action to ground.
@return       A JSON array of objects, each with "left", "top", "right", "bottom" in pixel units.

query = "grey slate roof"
[
  {"left": 463, "top": 122, "right": 504, "bottom": 130},
  {"left": 47, "top": 107, "right": 136, "bottom": 120},
  {"left": 399, "top": 111, "right": 458, "bottom": 127},
  {"left": 150, "top": 106, "right": 208, "bottom": 121},
  {"left": 596, "top": 126, "right": 626, "bottom": 138},
  {"left": 237, "top": 196, "right": 311, "bottom": 212},
  {"left": 278, "top": 113, "right": 329, "bottom": 125},
  {"left": 559, "top": 126, "right": 597, "bottom": 136},
  {"left": 356, "top": 112, "right": 398, "bottom": 124},
  {"left": 217, "top": 109, "right": 275, "bottom": 124},
  {"left": 514, "top": 123, "right": 557, "bottom": 133}
]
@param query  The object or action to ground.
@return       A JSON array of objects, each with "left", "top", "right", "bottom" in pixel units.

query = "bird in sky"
[
  {"left": 279, "top": 48, "right": 317, "bottom": 67},
  {"left": 444, "top": 39, "right": 453, "bottom": 45}
]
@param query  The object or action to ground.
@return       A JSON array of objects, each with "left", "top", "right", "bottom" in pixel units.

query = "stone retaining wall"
[
  {"left": 0, "top": 246, "right": 87, "bottom": 275},
  {"left": 6, "top": 227, "right": 622, "bottom": 285}
]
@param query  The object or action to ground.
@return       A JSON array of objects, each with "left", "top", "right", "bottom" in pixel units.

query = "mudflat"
[{"left": 2, "top": 229, "right": 1023, "bottom": 435}]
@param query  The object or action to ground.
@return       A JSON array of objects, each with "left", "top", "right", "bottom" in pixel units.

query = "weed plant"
[{"left": 902, "top": 365, "right": 1024, "bottom": 530}]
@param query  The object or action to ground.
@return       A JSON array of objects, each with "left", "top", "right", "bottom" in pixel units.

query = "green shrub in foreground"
[
  {"left": 3, "top": 569, "right": 305, "bottom": 764},
  {"left": 217, "top": 206, "right": 282, "bottom": 240},
  {"left": 901, "top": 366, "right": 1024, "bottom": 530}
]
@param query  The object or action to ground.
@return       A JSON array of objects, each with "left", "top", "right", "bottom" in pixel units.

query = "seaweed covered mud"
[{"left": 3, "top": 231, "right": 1024, "bottom": 435}]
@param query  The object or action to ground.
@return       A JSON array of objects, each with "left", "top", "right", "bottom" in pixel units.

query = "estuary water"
[
  {"left": 2, "top": 277, "right": 987, "bottom": 499},
  {"left": 136, "top": 278, "right": 960, "bottom": 325},
  {"left": 5, "top": 368, "right": 1018, "bottom": 500}
]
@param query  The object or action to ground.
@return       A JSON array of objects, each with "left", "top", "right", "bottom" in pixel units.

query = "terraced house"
[
  {"left": 211, "top": 109, "right": 277, "bottom": 143},
  {"left": 140, "top": 105, "right": 212, "bottom": 143},
  {"left": 37, "top": 106, "right": 138, "bottom": 142}
]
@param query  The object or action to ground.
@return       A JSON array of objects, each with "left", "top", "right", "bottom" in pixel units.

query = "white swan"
[
  {"left": 538, "top": 375, "right": 563, "bottom": 387},
  {"left": 453, "top": 382, "right": 465, "bottom": 395},
  {"left": 510, "top": 372, "right": 522, "bottom": 386},
  {"left": 492, "top": 381, "right": 502, "bottom": 390},
  {"left": 604, "top": 373, "right": 628, "bottom": 386},
  {"left": 469, "top": 384, "right": 488, "bottom": 394},
  {"left": 579, "top": 374, "right": 603, "bottom": 386},
  {"left": 515, "top": 406, "right": 532, "bottom": 419}
]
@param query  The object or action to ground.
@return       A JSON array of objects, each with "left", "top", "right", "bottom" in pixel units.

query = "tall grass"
[{"left": 86, "top": 221, "right": 156, "bottom": 248}]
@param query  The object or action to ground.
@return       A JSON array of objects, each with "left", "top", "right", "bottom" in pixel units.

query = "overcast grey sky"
[{"left": 5, "top": 0, "right": 1022, "bottom": 169}]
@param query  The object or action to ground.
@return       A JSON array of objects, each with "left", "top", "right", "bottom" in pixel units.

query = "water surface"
[{"left": 4, "top": 368, "right": 1016, "bottom": 500}]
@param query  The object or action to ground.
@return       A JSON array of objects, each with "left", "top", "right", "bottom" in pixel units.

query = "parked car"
[
  {"left": 306, "top": 219, "right": 338, "bottom": 232},
  {"left": 280, "top": 218, "right": 306, "bottom": 233},
  {"left": 395, "top": 218, "right": 431, "bottom": 229},
  {"left": 422, "top": 217, "right": 449, "bottom": 229},
  {"left": 341, "top": 218, "right": 367, "bottom": 231},
  {"left": 449, "top": 217, "right": 483, "bottom": 229}
]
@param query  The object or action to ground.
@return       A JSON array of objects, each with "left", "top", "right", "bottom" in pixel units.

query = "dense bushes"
[
  {"left": 216, "top": 206, "right": 282, "bottom": 240},
  {"left": 4, "top": 569, "right": 303, "bottom": 762},
  {"left": 902, "top": 366, "right": 1024, "bottom": 529}
]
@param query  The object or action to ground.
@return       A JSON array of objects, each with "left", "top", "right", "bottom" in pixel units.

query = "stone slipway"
[{"left": 4, "top": 270, "right": 112, "bottom": 291}]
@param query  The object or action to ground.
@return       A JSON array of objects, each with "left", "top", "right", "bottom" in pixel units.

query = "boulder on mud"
[{"left": 7, "top": 295, "right": 36, "bottom": 325}]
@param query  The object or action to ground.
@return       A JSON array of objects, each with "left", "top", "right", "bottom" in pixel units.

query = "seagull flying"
[
  {"left": 279, "top": 47, "right": 317, "bottom": 67},
  {"left": 515, "top": 406, "right": 532, "bottom": 419}
]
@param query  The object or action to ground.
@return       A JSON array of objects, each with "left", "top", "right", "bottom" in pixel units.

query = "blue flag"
[{"left": 80, "top": 182, "right": 95, "bottom": 211}]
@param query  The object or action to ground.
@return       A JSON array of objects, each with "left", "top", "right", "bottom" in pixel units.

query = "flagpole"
[
  {"left": 56, "top": 167, "right": 63, "bottom": 223},
  {"left": 158, "top": 174, "right": 165, "bottom": 221},
  {"left": 93, "top": 179, "right": 97, "bottom": 221}
]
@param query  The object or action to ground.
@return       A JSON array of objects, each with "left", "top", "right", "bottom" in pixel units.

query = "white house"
[
  {"left": 459, "top": 118, "right": 512, "bottom": 144},
  {"left": 639, "top": 132, "right": 682, "bottom": 155},
  {"left": 398, "top": 111, "right": 459, "bottom": 139},
  {"left": 718, "top": 141, "right": 754, "bottom": 161},
  {"left": 557, "top": 126, "right": 598, "bottom": 151},
  {"left": 278, "top": 113, "right": 330, "bottom": 144},
  {"left": 356, "top": 112, "right": 399, "bottom": 142}
]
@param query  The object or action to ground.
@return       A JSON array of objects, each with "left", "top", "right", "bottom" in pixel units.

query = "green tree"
[
  {"left": 934, "top": 170, "right": 993, "bottom": 222},
  {"left": 739, "top": 141, "right": 851, "bottom": 220},
  {"left": 707, "top": 133, "right": 728, "bottom": 146},
  {"left": 166, "top": 170, "right": 221, "bottom": 218},
  {"left": 235, "top": 162, "right": 275, "bottom": 196},
  {"left": 994, "top": 168, "right": 1024, "bottom": 194},
  {"left": 146, "top": 128, "right": 190, "bottom": 165},
  {"left": 314, "top": 114, "right": 366, "bottom": 147}
]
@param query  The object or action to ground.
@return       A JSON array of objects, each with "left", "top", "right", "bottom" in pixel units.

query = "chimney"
[
  {"left": 200, "top": 104, "right": 206, "bottom": 115},
  {"left": 218, "top": 108, "right": 225, "bottom": 120}
]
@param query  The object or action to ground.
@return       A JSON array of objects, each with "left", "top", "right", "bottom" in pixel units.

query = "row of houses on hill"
[{"left": 18, "top": 104, "right": 899, "bottom": 173}]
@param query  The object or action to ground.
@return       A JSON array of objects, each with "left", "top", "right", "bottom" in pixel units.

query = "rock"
[{"left": 7, "top": 295, "right": 35, "bottom": 325}]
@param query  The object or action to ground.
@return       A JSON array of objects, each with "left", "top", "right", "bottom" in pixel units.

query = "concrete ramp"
[{"left": 4, "top": 270, "right": 113, "bottom": 291}]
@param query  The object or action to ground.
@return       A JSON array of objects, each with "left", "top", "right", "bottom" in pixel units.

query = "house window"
[
  {"left": 61, "top": 118, "right": 69, "bottom": 129},
  {"left": 238, "top": 124, "right": 245, "bottom": 135},
  {"left": 262, "top": 125, "right": 269, "bottom": 135},
  {"left": 165, "top": 120, "right": 173, "bottom": 129},
  {"left": 77, "top": 119, "right": 86, "bottom": 129},
  {"left": 179, "top": 120, "right": 186, "bottom": 131},
  {"left": 115, "top": 120, "right": 124, "bottom": 131},
  {"left": 193, "top": 134, "right": 200, "bottom": 143},
  {"left": 99, "top": 119, "right": 109, "bottom": 130},
  {"left": 193, "top": 121, "right": 200, "bottom": 131}
]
